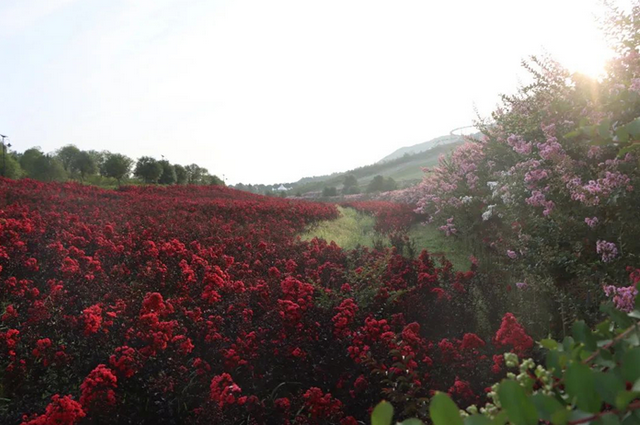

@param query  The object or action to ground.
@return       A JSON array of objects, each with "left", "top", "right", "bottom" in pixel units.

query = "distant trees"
[
  {"left": 30, "top": 155, "right": 66, "bottom": 182},
  {"left": 158, "top": 160, "right": 177, "bottom": 185},
  {"left": 367, "top": 175, "right": 397, "bottom": 193},
  {"left": 102, "top": 153, "right": 133, "bottom": 183},
  {"left": 322, "top": 186, "right": 337, "bottom": 196},
  {"left": 56, "top": 145, "right": 81, "bottom": 172},
  {"left": 19, "top": 148, "right": 44, "bottom": 177},
  {"left": 174, "top": 164, "right": 187, "bottom": 185},
  {"left": 2, "top": 145, "right": 23, "bottom": 179},
  {"left": 134, "top": 157, "right": 163, "bottom": 184},
  {"left": 2, "top": 142, "right": 223, "bottom": 188},
  {"left": 342, "top": 174, "right": 360, "bottom": 194},
  {"left": 185, "top": 164, "right": 207, "bottom": 184},
  {"left": 71, "top": 151, "right": 98, "bottom": 181}
]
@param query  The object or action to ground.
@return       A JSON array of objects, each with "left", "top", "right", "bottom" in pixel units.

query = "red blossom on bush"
[
  {"left": 493, "top": 313, "right": 533, "bottom": 356},
  {"left": 79, "top": 364, "right": 118, "bottom": 409},
  {"left": 21, "top": 395, "right": 85, "bottom": 425}
]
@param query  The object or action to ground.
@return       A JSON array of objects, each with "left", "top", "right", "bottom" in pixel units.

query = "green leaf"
[
  {"left": 615, "top": 391, "right": 639, "bottom": 411},
  {"left": 598, "top": 413, "right": 621, "bottom": 425},
  {"left": 572, "top": 321, "right": 597, "bottom": 351},
  {"left": 464, "top": 415, "right": 492, "bottom": 425},
  {"left": 530, "top": 393, "right": 567, "bottom": 424},
  {"left": 597, "top": 120, "right": 612, "bottom": 139},
  {"left": 546, "top": 350, "right": 563, "bottom": 378},
  {"left": 601, "top": 304, "right": 633, "bottom": 329},
  {"left": 491, "top": 411, "right": 508, "bottom": 425},
  {"left": 429, "top": 393, "right": 463, "bottom": 425},
  {"left": 594, "top": 372, "right": 625, "bottom": 406},
  {"left": 372, "top": 401, "right": 394, "bottom": 425},
  {"left": 497, "top": 380, "right": 538, "bottom": 425},
  {"left": 616, "top": 126, "right": 630, "bottom": 143},
  {"left": 621, "top": 346, "right": 639, "bottom": 383},
  {"left": 626, "top": 118, "right": 640, "bottom": 140},
  {"left": 400, "top": 420, "right": 424, "bottom": 425},
  {"left": 540, "top": 339, "right": 559, "bottom": 350},
  {"left": 565, "top": 363, "right": 602, "bottom": 413}
]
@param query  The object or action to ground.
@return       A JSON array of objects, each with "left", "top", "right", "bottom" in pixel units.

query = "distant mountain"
[
  {"left": 237, "top": 132, "right": 481, "bottom": 196},
  {"left": 283, "top": 139, "right": 464, "bottom": 195},
  {"left": 378, "top": 134, "right": 466, "bottom": 163}
]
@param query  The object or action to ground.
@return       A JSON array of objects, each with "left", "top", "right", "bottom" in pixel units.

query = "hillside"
[{"left": 378, "top": 134, "right": 465, "bottom": 162}]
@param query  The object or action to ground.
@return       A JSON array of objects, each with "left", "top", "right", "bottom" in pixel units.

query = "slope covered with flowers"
[{"left": 0, "top": 180, "right": 535, "bottom": 424}]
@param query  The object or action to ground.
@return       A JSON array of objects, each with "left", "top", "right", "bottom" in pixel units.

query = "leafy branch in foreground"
[{"left": 371, "top": 300, "right": 640, "bottom": 425}]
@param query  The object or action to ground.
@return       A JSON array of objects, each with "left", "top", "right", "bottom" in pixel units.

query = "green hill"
[{"left": 288, "top": 140, "right": 463, "bottom": 195}]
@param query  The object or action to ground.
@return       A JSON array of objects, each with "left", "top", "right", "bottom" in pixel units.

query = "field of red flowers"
[{"left": 0, "top": 179, "right": 533, "bottom": 424}]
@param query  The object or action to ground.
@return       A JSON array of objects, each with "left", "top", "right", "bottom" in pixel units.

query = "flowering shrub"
[{"left": 409, "top": 6, "right": 640, "bottom": 332}]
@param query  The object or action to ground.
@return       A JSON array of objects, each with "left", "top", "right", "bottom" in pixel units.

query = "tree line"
[
  {"left": 1, "top": 144, "right": 223, "bottom": 186},
  {"left": 322, "top": 174, "right": 397, "bottom": 197}
]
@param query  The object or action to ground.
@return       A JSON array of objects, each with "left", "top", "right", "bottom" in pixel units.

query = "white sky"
[{"left": 0, "top": 0, "right": 628, "bottom": 184}]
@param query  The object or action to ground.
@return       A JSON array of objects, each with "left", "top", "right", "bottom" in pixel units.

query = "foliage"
[
  {"left": 101, "top": 153, "right": 134, "bottom": 183},
  {"left": 18, "top": 148, "right": 44, "bottom": 177},
  {"left": 158, "top": 160, "right": 177, "bottom": 185},
  {"left": 367, "top": 175, "right": 398, "bottom": 193},
  {"left": 343, "top": 174, "right": 360, "bottom": 194},
  {"left": 29, "top": 155, "right": 67, "bottom": 182},
  {"left": 134, "top": 156, "right": 163, "bottom": 184},
  {"left": 71, "top": 151, "right": 98, "bottom": 181},
  {"left": 55, "top": 145, "right": 81, "bottom": 172},
  {"left": 322, "top": 186, "right": 338, "bottom": 197},
  {"left": 174, "top": 164, "right": 187, "bottom": 185}
]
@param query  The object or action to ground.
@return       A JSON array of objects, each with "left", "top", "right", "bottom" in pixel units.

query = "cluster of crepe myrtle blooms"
[{"left": 0, "top": 179, "right": 535, "bottom": 424}]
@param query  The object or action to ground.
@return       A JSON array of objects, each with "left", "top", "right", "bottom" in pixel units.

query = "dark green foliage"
[
  {"left": 185, "top": 163, "right": 207, "bottom": 184},
  {"left": 71, "top": 151, "right": 98, "bottom": 180},
  {"left": 30, "top": 155, "right": 67, "bottom": 182},
  {"left": 101, "top": 153, "right": 133, "bottom": 183},
  {"left": 367, "top": 175, "right": 398, "bottom": 193},
  {"left": 134, "top": 156, "right": 163, "bottom": 184},
  {"left": 322, "top": 186, "right": 338, "bottom": 196},
  {"left": 174, "top": 164, "right": 187, "bottom": 184},
  {"left": 55, "top": 145, "right": 81, "bottom": 172},
  {"left": 343, "top": 174, "right": 360, "bottom": 194},
  {"left": 1, "top": 146, "right": 23, "bottom": 179},
  {"left": 158, "top": 160, "right": 177, "bottom": 185},
  {"left": 19, "top": 147, "right": 44, "bottom": 177}
]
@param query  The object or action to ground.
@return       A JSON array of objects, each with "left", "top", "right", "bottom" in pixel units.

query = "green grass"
[
  {"left": 407, "top": 223, "right": 471, "bottom": 271},
  {"left": 300, "top": 207, "right": 471, "bottom": 271},
  {"left": 299, "top": 206, "right": 384, "bottom": 250}
]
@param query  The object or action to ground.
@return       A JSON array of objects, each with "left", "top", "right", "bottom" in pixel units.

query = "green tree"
[
  {"left": 174, "top": 164, "right": 187, "bottom": 184},
  {"left": 55, "top": 145, "right": 81, "bottom": 172},
  {"left": 19, "top": 148, "right": 44, "bottom": 177},
  {"left": 86, "top": 150, "right": 109, "bottom": 172},
  {"left": 2, "top": 146, "right": 23, "bottom": 179},
  {"left": 101, "top": 153, "right": 133, "bottom": 183},
  {"left": 158, "top": 160, "right": 177, "bottom": 185},
  {"left": 343, "top": 174, "right": 359, "bottom": 194},
  {"left": 134, "top": 156, "right": 163, "bottom": 184},
  {"left": 185, "top": 164, "right": 206, "bottom": 184},
  {"left": 322, "top": 186, "right": 337, "bottom": 196},
  {"left": 367, "top": 175, "right": 385, "bottom": 193},
  {"left": 382, "top": 177, "right": 397, "bottom": 192},
  {"left": 71, "top": 151, "right": 98, "bottom": 181},
  {"left": 30, "top": 155, "right": 67, "bottom": 182}
]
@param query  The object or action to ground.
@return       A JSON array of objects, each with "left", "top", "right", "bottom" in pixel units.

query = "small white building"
[{"left": 275, "top": 184, "right": 289, "bottom": 191}]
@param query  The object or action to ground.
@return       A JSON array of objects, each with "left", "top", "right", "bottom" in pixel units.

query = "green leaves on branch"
[{"left": 373, "top": 304, "right": 640, "bottom": 425}]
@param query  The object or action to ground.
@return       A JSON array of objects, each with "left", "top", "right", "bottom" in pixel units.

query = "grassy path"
[{"left": 300, "top": 206, "right": 471, "bottom": 271}]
